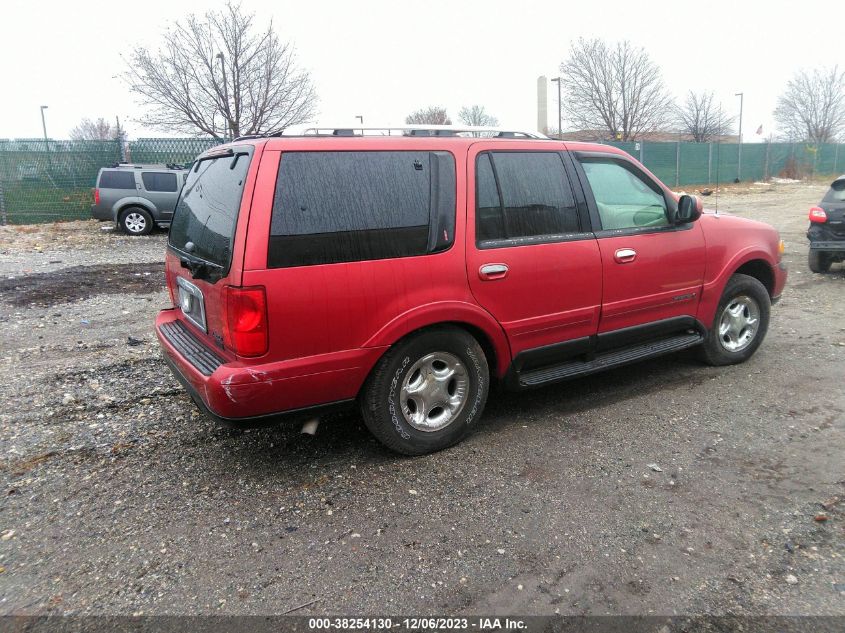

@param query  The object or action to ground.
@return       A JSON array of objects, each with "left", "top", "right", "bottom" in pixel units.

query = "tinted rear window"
[
  {"left": 98, "top": 171, "right": 136, "bottom": 189},
  {"left": 269, "top": 151, "right": 455, "bottom": 267},
  {"left": 168, "top": 149, "right": 252, "bottom": 269},
  {"left": 142, "top": 172, "right": 178, "bottom": 192},
  {"left": 823, "top": 179, "right": 845, "bottom": 203}
]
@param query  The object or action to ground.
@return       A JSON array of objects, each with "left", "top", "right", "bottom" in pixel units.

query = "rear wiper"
[{"left": 178, "top": 252, "right": 222, "bottom": 282}]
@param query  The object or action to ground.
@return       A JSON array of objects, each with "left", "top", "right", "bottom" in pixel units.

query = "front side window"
[
  {"left": 142, "top": 172, "right": 178, "bottom": 192},
  {"left": 475, "top": 151, "right": 580, "bottom": 246},
  {"left": 269, "top": 151, "right": 455, "bottom": 267},
  {"left": 580, "top": 158, "right": 669, "bottom": 230}
]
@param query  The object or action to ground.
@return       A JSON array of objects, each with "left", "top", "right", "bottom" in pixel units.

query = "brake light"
[
  {"left": 809, "top": 206, "right": 827, "bottom": 223},
  {"left": 224, "top": 286, "right": 268, "bottom": 357},
  {"left": 94, "top": 188, "right": 100, "bottom": 205}
]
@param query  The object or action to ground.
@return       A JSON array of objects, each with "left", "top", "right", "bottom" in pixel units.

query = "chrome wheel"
[
  {"left": 124, "top": 212, "right": 147, "bottom": 234},
  {"left": 400, "top": 352, "right": 469, "bottom": 432},
  {"left": 718, "top": 295, "right": 760, "bottom": 352}
]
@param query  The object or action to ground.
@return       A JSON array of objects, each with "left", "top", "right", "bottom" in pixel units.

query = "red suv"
[{"left": 156, "top": 126, "right": 787, "bottom": 455}]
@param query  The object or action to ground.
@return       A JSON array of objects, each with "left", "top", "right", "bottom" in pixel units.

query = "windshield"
[{"left": 168, "top": 148, "right": 253, "bottom": 269}]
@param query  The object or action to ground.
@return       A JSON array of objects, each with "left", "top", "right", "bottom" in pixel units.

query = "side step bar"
[{"left": 518, "top": 332, "right": 704, "bottom": 389}]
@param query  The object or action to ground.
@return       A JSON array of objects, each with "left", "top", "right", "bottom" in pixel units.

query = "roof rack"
[
  {"left": 278, "top": 124, "right": 548, "bottom": 139},
  {"left": 107, "top": 162, "right": 188, "bottom": 170}
]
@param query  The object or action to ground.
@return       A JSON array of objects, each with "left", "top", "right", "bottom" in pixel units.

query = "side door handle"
[
  {"left": 479, "top": 263, "right": 509, "bottom": 280},
  {"left": 614, "top": 248, "right": 637, "bottom": 263}
]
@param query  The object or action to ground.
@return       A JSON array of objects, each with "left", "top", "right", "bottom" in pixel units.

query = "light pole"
[
  {"left": 735, "top": 92, "right": 744, "bottom": 182},
  {"left": 550, "top": 77, "right": 562, "bottom": 140},
  {"left": 216, "top": 53, "right": 229, "bottom": 141},
  {"left": 40, "top": 105, "right": 49, "bottom": 147}
]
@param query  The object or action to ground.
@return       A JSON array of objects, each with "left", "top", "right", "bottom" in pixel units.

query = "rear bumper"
[
  {"left": 90, "top": 205, "right": 112, "bottom": 221},
  {"left": 155, "top": 309, "right": 381, "bottom": 426},
  {"left": 808, "top": 241, "right": 845, "bottom": 252}
]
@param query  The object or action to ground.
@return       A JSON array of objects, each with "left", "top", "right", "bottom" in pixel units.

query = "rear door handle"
[
  {"left": 614, "top": 248, "right": 637, "bottom": 263},
  {"left": 479, "top": 263, "right": 509, "bottom": 280}
]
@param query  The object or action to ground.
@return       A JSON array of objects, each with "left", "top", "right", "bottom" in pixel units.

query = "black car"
[{"left": 808, "top": 175, "right": 845, "bottom": 273}]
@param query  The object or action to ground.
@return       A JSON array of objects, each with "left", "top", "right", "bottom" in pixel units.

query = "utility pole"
[
  {"left": 216, "top": 52, "right": 229, "bottom": 141},
  {"left": 40, "top": 105, "right": 49, "bottom": 149},
  {"left": 735, "top": 92, "right": 743, "bottom": 182},
  {"left": 550, "top": 77, "right": 562, "bottom": 140}
]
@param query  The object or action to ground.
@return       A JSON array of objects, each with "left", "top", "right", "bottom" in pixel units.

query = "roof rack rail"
[{"left": 280, "top": 124, "right": 549, "bottom": 139}]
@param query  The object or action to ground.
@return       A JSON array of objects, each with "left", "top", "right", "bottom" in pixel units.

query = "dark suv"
[
  {"left": 807, "top": 175, "right": 845, "bottom": 272},
  {"left": 91, "top": 164, "right": 188, "bottom": 235},
  {"left": 156, "top": 125, "right": 787, "bottom": 455}
]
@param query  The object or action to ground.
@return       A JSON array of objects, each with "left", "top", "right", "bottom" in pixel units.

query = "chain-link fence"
[
  {"left": 0, "top": 136, "right": 842, "bottom": 225},
  {"left": 0, "top": 137, "right": 222, "bottom": 224},
  {"left": 605, "top": 140, "right": 843, "bottom": 188}
]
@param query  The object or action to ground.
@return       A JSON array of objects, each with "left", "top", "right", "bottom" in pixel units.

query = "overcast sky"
[{"left": 1, "top": 0, "right": 840, "bottom": 141}]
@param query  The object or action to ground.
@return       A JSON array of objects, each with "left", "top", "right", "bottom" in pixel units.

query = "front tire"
[
  {"left": 699, "top": 273, "right": 771, "bottom": 366},
  {"left": 808, "top": 250, "right": 832, "bottom": 273},
  {"left": 119, "top": 207, "right": 154, "bottom": 236},
  {"left": 361, "top": 327, "right": 490, "bottom": 455}
]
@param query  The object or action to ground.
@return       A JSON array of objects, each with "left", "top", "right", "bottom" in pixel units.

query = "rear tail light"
[
  {"left": 809, "top": 206, "right": 827, "bottom": 223},
  {"left": 223, "top": 286, "right": 268, "bottom": 357},
  {"left": 94, "top": 188, "right": 100, "bottom": 205}
]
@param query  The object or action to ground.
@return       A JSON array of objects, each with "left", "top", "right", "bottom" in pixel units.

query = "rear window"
[
  {"left": 823, "top": 179, "right": 845, "bottom": 203},
  {"left": 268, "top": 151, "right": 455, "bottom": 267},
  {"left": 98, "top": 170, "right": 136, "bottom": 189},
  {"left": 141, "top": 172, "right": 178, "bottom": 192},
  {"left": 168, "top": 148, "right": 252, "bottom": 269}
]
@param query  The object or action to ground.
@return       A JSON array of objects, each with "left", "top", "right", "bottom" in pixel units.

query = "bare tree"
[
  {"left": 124, "top": 1, "right": 317, "bottom": 139},
  {"left": 676, "top": 91, "right": 734, "bottom": 142},
  {"left": 69, "top": 118, "right": 116, "bottom": 141},
  {"left": 774, "top": 66, "right": 845, "bottom": 143},
  {"left": 559, "top": 38, "right": 673, "bottom": 141},
  {"left": 458, "top": 105, "right": 499, "bottom": 127},
  {"left": 405, "top": 107, "right": 451, "bottom": 125}
]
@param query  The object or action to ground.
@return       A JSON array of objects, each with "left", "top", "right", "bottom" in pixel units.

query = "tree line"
[{"left": 68, "top": 3, "right": 845, "bottom": 145}]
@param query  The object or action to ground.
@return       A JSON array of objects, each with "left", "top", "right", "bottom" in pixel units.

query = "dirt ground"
[{"left": 0, "top": 180, "right": 843, "bottom": 618}]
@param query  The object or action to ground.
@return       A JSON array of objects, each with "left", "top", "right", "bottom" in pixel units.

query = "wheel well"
[
  {"left": 378, "top": 322, "right": 500, "bottom": 380},
  {"left": 734, "top": 259, "right": 774, "bottom": 297},
  {"left": 117, "top": 204, "right": 151, "bottom": 219}
]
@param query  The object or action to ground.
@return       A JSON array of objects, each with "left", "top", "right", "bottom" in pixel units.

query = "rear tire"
[
  {"left": 119, "top": 207, "right": 154, "bottom": 236},
  {"left": 360, "top": 327, "right": 489, "bottom": 455},
  {"left": 699, "top": 273, "right": 771, "bottom": 367},
  {"left": 808, "top": 250, "right": 832, "bottom": 273}
]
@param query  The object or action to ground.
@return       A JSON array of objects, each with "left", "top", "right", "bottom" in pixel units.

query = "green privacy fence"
[
  {"left": 0, "top": 137, "right": 222, "bottom": 224},
  {"left": 605, "top": 140, "right": 844, "bottom": 188},
  {"left": 0, "top": 136, "right": 843, "bottom": 224}
]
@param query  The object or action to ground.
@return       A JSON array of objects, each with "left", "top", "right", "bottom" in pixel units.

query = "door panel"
[
  {"left": 575, "top": 153, "right": 706, "bottom": 334},
  {"left": 596, "top": 225, "right": 706, "bottom": 332},
  {"left": 465, "top": 144, "right": 602, "bottom": 357}
]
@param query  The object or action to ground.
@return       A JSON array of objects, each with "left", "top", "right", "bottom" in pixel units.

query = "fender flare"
[
  {"left": 362, "top": 300, "right": 512, "bottom": 377},
  {"left": 697, "top": 247, "right": 777, "bottom": 327},
  {"left": 111, "top": 197, "right": 158, "bottom": 222}
]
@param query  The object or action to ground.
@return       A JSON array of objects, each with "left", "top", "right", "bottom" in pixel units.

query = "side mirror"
[{"left": 675, "top": 194, "right": 703, "bottom": 224}]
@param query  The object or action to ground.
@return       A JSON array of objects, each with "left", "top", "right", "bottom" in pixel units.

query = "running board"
[{"left": 517, "top": 332, "right": 704, "bottom": 388}]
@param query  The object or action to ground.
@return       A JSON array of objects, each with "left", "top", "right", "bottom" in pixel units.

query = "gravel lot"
[{"left": 0, "top": 180, "right": 843, "bottom": 617}]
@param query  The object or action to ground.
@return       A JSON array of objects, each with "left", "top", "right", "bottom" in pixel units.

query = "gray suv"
[{"left": 91, "top": 164, "right": 188, "bottom": 235}]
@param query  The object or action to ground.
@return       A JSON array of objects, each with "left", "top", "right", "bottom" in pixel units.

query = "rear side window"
[
  {"left": 475, "top": 152, "right": 580, "bottom": 246},
  {"left": 168, "top": 148, "right": 252, "bottom": 270},
  {"left": 823, "top": 179, "right": 845, "bottom": 203},
  {"left": 98, "top": 171, "right": 135, "bottom": 189},
  {"left": 269, "top": 151, "right": 456, "bottom": 267},
  {"left": 141, "top": 172, "right": 178, "bottom": 192}
]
